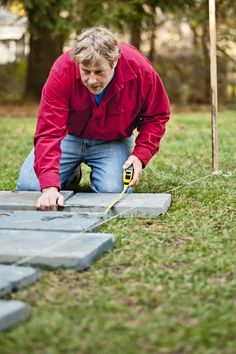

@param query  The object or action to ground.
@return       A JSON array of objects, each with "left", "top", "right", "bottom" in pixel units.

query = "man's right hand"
[{"left": 36, "top": 187, "right": 64, "bottom": 211}]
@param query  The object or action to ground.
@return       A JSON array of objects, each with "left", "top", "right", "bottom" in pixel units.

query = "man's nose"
[{"left": 88, "top": 73, "right": 97, "bottom": 83}]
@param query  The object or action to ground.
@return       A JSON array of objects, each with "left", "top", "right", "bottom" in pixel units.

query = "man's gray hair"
[{"left": 73, "top": 26, "right": 120, "bottom": 67}]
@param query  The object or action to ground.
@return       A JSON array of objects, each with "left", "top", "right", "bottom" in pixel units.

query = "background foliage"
[{"left": 0, "top": 0, "right": 235, "bottom": 105}]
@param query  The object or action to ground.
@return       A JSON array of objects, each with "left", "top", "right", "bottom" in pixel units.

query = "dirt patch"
[{"left": 0, "top": 102, "right": 39, "bottom": 118}]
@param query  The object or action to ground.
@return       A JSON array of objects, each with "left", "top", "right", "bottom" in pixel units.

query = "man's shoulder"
[
  {"left": 51, "top": 50, "right": 77, "bottom": 76},
  {"left": 119, "top": 43, "right": 154, "bottom": 73}
]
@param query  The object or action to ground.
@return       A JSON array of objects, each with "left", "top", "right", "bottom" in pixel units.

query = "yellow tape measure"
[
  {"left": 123, "top": 166, "right": 134, "bottom": 185},
  {"left": 104, "top": 166, "right": 134, "bottom": 214}
]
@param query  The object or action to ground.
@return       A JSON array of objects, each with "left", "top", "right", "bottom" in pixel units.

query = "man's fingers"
[
  {"left": 36, "top": 199, "right": 41, "bottom": 209},
  {"left": 129, "top": 165, "right": 142, "bottom": 186},
  {"left": 130, "top": 173, "right": 139, "bottom": 186},
  {"left": 123, "top": 157, "right": 134, "bottom": 170},
  {"left": 36, "top": 189, "right": 63, "bottom": 211},
  {"left": 124, "top": 155, "right": 142, "bottom": 187},
  {"left": 57, "top": 194, "right": 64, "bottom": 207},
  {"left": 36, "top": 198, "right": 53, "bottom": 211},
  {"left": 49, "top": 202, "right": 58, "bottom": 211}
]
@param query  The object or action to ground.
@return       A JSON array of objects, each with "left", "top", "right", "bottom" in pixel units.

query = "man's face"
[{"left": 79, "top": 57, "right": 115, "bottom": 95}]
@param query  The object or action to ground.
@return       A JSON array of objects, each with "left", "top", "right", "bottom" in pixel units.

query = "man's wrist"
[{"left": 42, "top": 186, "right": 59, "bottom": 193}]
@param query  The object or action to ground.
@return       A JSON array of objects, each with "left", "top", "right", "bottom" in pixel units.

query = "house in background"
[{"left": 0, "top": 7, "right": 28, "bottom": 64}]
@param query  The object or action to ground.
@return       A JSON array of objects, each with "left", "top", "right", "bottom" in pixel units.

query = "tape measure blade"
[{"left": 104, "top": 186, "right": 128, "bottom": 214}]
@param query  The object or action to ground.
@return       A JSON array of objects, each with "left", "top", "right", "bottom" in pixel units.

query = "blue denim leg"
[
  {"left": 16, "top": 134, "right": 83, "bottom": 191},
  {"left": 16, "top": 148, "right": 40, "bottom": 191},
  {"left": 16, "top": 134, "right": 134, "bottom": 193},
  {"left": 84, "top": 136, "right": 134, "bottom": 193},
  {"left": 59, "top": 134, "right": 83, "bottom": 188}
]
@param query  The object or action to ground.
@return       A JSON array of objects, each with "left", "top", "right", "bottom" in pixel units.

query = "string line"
[{"left": 6, "top": 168, "right": 235, "bottom": 268}]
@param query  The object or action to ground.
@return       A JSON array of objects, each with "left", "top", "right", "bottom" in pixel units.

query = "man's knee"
[{"left": 16, "top": 169, "right": 40, "bottom": 191}]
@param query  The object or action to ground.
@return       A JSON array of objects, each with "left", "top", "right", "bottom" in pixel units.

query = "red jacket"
[{"left": 34, "top": 44, "right": 170, "bottom": 190}]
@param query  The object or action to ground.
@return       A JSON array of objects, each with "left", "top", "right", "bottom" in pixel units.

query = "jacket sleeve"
[
  {"left": 34, "top": 68, "right": 69, "bottom": 190},
  {"left": 131, "top": 70, "right": 170, "bottom": 167}
]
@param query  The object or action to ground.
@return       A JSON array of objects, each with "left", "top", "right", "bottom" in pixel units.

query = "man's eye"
[
  {"left": 82, "top": 70, "right": 90, "bottom": 74},
  {"left": 95, "top": 71, "right": 103, "bottom": 74}
]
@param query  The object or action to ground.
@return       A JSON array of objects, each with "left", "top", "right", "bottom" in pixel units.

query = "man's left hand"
[{"left": 123, "top": 155, "right": 142, "bottom": 187}]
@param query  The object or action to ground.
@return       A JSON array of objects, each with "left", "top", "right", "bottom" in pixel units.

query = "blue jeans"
[{"left": 16, "top": 134, "right": 134, "bottom": 193}]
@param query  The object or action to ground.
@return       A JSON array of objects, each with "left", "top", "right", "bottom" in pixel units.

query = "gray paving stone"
[
  {"left": 0, "top": 190, "right": 74, "bottom": 211},
  {"left": 0, "top": 300, "right": 29, "bottom": 331},
  {"left": 0, "top": 265, "right": 41, "bottom": 291},
  {"left": 64, "top": 193, "right": 171, "bottom": 217},
  {"left": 0, "top": 230, "right": 115, "bottom": 270},
  {"left": 0, "top": 280, "right": 12, "bottom": 297},
  {"left": 0, "top": 211, "right": 104, "bottom": 232}
]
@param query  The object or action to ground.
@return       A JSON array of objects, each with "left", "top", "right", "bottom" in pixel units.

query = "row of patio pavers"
[
  {"left": 0, "top": 190, "right": 171, "bottom": 216},
  {"left": 0, "top": 190, "right": 171, "bottom": 331},
  {"left": 0, "top": 264, "right": 41, "bottom": 331}
]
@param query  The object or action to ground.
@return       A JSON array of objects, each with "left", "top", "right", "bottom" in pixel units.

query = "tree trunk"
[
  {"left": 24, "top": 12, "right": 63, "bottom": 99},
  {"left": 130, "top": 21, "right": 142, "bottom": 50},
  {"left": 201, "top": 25, "right": 211, "bottom": 103},
  {"left": 25, "top": 30, "right": 63, "bottom": 99},
  {"left": 148, "top": 6, "right": 156, "bottom": 63}
]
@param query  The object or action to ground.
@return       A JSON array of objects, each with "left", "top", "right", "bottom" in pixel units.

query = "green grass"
[{"left": 0, "top": 112, "right": 235, "bottom": 354}]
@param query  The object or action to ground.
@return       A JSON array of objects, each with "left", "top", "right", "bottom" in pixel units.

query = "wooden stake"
[{"left": 209, "top": 0, "right": 219, "bottom": 173}]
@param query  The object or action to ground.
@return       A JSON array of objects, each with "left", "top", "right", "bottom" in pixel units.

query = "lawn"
[{"left": 0, "top": 111, "right": 235, "bottom": 354}]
